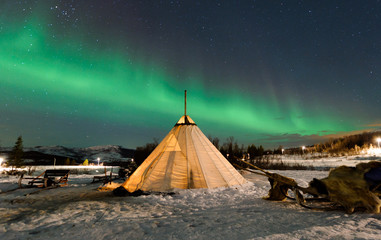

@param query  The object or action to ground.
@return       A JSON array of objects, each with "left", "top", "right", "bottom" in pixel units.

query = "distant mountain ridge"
[{"left": 0, "top": 145, "right": 135, "bottom": 165}]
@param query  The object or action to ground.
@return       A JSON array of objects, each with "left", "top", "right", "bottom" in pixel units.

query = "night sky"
[{"left": 1, "top": 1, "right": 381, "bottom": 149}]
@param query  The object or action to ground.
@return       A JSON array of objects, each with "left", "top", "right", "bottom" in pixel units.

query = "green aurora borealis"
[{"left": 1, "top": 1, "right": 380, "bottom": 148}]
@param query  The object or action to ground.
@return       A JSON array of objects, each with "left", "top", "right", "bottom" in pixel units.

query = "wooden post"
[
  {"left": 185, "top": 90, "right": 187, "bottom": 116},
  {"left": 110, "top": 167, "right": 113, "bottom": 183}
]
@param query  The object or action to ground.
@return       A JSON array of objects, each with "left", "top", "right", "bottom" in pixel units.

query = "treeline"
[
  {"left": 6, "top": 136, "right": 24, "bottom": 169},
  {"left": 133, "top": 139, "right": 159, "bottom": 166},
  {"left": 210, "top": 136, "right": 268, "bottom": 159},
  {"left": 309, "top": 131, "right": 381, "bottom": 154}
]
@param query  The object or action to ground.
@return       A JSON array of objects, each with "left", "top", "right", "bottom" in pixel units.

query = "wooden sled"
[
  {"left": 239, "top": 159, "right": 381, "bottom": 213},
  {"left": 19, "top": 169, "right": 70, "bottom": 188},
  {"left": 92, "top": 167, "right": 118, "bottom": 184}
]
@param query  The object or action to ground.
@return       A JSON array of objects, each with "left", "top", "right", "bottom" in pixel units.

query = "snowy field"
[
  {"left": 0, "top": 157, "right": 380, "bottom": 240},
  {"left": 279, "top": 153, "right": 381, "bottom": 169}
]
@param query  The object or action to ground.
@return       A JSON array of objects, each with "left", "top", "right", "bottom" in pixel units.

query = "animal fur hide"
[{"left": 312, "top": 161, "right": 381, "bottom": 213}]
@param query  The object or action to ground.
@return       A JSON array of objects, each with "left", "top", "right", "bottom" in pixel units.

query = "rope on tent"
[
  {"left": 233, "top": 163, "right": 267, "bottom": 177},
  {"left": 238, "top": 159, "right": 298, "bottom": 188}
]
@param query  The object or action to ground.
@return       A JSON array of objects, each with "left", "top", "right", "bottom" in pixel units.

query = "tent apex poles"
[{"left": 184, "top": 90, "right": 187, "bottom": 116}]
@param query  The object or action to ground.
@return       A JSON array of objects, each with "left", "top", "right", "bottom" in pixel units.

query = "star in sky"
[{"left": 0, "top": 0, "right": 380, "bottom": 149}]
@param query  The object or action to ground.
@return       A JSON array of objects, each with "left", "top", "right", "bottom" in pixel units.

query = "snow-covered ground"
[
  {"left": 275, "top": 154, "right": 381, "bottom": 169},
  {"left": 0, "top": 157, "right": 380, "bottom": 239}
]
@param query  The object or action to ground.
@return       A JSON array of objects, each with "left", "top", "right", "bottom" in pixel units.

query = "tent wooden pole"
[{"left": 184, "top": 90, "right": 187, "bottom": 116}]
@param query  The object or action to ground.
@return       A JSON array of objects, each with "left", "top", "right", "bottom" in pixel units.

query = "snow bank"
[{"left": 277, "top": 154, "right": 381, "bottom": 169}]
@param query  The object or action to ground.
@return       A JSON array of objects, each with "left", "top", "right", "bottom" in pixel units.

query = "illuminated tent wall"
[{"left": 121, "top": 91, "right": 247, "bottom": 192}]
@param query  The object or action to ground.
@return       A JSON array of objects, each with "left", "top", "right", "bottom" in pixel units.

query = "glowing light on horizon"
[{"left": 364, "top": 146, "right": 381, "bottom": 156}]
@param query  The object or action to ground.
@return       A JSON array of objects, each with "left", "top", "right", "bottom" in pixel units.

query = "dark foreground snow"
[{"left": 0, "top": 169, "right": 380, "bottom": 240}]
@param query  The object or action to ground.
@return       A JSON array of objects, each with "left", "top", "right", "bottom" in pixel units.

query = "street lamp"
[
  {"left": 376, "top": 138, "right": 381, "bottom": 148},
  {"left": 97, "top": 157, "right": 100, "bottom": 166},
  {"left": 302, "top": 146, "right": 306, "bottom": 154},
  {"left": 281, "top": 149, "right": 284, "bottom": 155}
]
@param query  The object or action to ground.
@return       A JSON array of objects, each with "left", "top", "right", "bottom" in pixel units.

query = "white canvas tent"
[{"left": 121, "top": 91, "right": 247, "bottom": 192}]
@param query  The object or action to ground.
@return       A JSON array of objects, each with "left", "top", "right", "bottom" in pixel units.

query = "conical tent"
[{"left": 122, "top": 114, "right": 247, "bottom": 192}]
